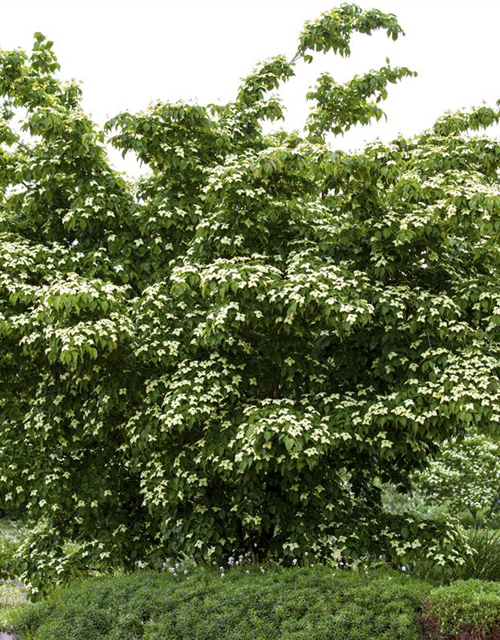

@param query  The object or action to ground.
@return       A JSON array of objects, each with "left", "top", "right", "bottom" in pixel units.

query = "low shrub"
[
  {"left": 10, "top": 567, "right": 428, "bottom": 640},
  {"left": 422, "top": 580, "right": 500, "bottom": 639}
]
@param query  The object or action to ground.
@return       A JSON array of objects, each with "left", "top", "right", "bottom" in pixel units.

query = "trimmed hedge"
[
  {"left": 7, "top": 567, "right": 500, "bottom": 640},
  {"left": 422, "top": 579, "right": 500, "bottom": 639},
  {"left": 9, "top": 567, "right": 428, "bottom": 640}
]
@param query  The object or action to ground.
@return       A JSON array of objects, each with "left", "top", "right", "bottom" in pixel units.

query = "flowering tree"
[{"left": 1, "top": 4, "right": 498, "bottom": 588}]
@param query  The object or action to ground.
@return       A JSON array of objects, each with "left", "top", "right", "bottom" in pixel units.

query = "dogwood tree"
[{"left": 1, "top": 4, "right": 498, "bottom": 588}]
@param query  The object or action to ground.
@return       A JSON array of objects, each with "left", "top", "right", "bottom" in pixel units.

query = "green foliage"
[
  {"left": 0, "top": 540, "right": 18, "bottom": 581},
  {"left": 412, "top": 430, "right": 500, "bottom": 527},
  {"left": 413, "top": 529, "right": 500, "bottom": 585},
  {"left": 2, "top": 3, "right": 500, "bottom": 589},
  {"left": 305, "top": 63, "right": 416, "bottom": 139},
  {"left": 423, "top": 580, "right": 500, "bottom": 637},
  {"left": 0, "top": 519, "right": 26, "bottom": 579},
  {"left": 0, "top": 521, "right": 28, "bottom": 632},
  {"left": 457, "top": 530, "right": 500, "bottom": 583},
  {"left": 296, "top": 4, "right": 404, "bottom": 60},
  {"left": 10, "top": 567, "right": 428, "bottom": 640},
  {"left": 0, "top": 578, "right": 28, "bottom": 632},
  {"left": 382, "top": 483, "right": 452, "bottom": 523}
]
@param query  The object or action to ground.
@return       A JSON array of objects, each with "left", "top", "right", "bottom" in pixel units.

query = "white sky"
[{"left": 1, "top": 0, "right": 499, "bottom": 175}]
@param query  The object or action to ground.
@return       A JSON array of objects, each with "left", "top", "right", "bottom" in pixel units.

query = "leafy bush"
[
  {"left": 10, "top": 567, "right": 428, "bottom": 640},
  {"left": 382, "top": 483, "right": 453, "bottom": 523},
  {"left": 412, "top": 431, "right": 500, "bottom": 527},
  {"left": 2, "top": 2, "right": 500, "bottom": 584},
  {"left": 0, "top": 537, "right": 18, "bottom": 580},
  {"left": 422, "top": 580, "right": 500, "bottom": 639},
  {"left": 0, "top": 519, "right": 26, "bottom": 579},
  {"left": 412, "top": 528, "right": 500, "bottom": 584}
]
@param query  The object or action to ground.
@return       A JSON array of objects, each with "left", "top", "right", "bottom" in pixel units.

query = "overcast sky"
[{"left": 1, "top": 0, "right": 499, "bottom": 175}]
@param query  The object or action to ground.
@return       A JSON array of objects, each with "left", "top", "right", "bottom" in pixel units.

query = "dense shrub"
[
  {"left": 9, "top": 568, "right": 429, "bottom": 640},
  {"left": 422, "top": 580, "right": 500, "bottom": 639}
]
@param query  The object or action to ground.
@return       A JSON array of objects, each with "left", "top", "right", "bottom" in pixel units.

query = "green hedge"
[
  {"left": 10, "top": 568, "right": 428, "bottom": 640},
  {"left": 422, "top": 579, "right": 500, "bottom": 638},
  {"left": 8, "top": 568, "right": 500, "bottom": 640}
]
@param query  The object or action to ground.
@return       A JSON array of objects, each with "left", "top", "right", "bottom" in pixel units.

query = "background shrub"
[
  {"left": 411, "top": 529, "right": 500, "bottom": 585},
  {"left": 0, "top": 538, "right": 18, "bottom": 581},
  {"left": 411, "top": 431, "right": 500, "bottom": 528},
  {"left": 456, "top": 530, "right": 500, "bottom": 583},
  {"left": 0, "top": 519, "right": 25, "bottom": 580}
]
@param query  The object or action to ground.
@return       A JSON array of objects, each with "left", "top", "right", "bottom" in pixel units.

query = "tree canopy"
[{"left": 1, "top": 3, "right": 499, "bottom": 591}]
